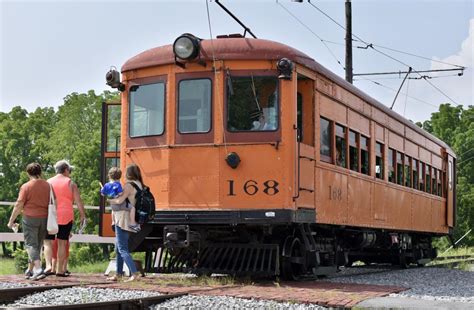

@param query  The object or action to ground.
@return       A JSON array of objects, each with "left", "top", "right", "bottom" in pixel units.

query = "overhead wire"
[
  {"left": 305, "top": 0, "right": 462, "bottom": 106},
  {"left": 276, "top": 0, "right": 345, "bottom": 70},
  {"left": 356, "top": 76, "right": 440, "bottom": 109}
]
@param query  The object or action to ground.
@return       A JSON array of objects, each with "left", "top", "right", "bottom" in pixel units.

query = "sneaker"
[
  {"left": 128, "top": 224, "right": 141, "bottom": 232},
  {"left": 24, "top": 269, "right": 33, "bottom": 279},
  {"left": 30, "top": 269, "right": 46, "bottom": 281}
]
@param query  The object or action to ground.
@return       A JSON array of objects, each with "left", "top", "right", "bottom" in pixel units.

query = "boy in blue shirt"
[{"left": 101, "top": 167, "right": 140, "bottom": 232}]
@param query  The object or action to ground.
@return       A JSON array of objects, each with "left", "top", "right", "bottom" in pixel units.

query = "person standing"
[
  {"left": 48, "top": 160, "right": 86, "bottom": 277},
  {"left": 106, "top": 163, "right": 143, "bottom": 282},
  {"left": 7, "top": 163, "right": 50, "bottom": 281}
]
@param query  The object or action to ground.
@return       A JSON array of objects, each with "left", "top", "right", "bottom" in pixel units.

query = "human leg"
[
  {"left": 115, "top": 226, "right": 137, "bottom": 276},
  {"left": 128, "top": 207, "right": 141, "bottom": 232},
  {"left": 55, "top": 222, "right": 72, "bottom": 276},
  {"left": 43, "top": 234, "right": 55, "bottom": 273}
]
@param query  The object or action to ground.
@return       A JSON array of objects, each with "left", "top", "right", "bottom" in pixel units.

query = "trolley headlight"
[
  {"left": 173, "top": 33, "right": 201, "bottom": 61},
  {"left": 277, "top": 58, "right": 294, "bottom": 80},
  {"left": 105, "top": 66, "right": 125, "bottom": 91}
]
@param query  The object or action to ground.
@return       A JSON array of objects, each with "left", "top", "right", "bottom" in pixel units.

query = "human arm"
[
  {"left": 108, "top": 183, "right": 132, "bottom": 205},
  {"left": 7, "top": 201, "right": 24, "bottom": 229},
  {"left": 71, "top": 182, "right": 86, "bottom": 223}
]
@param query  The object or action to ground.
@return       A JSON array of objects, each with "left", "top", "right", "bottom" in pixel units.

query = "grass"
[
  {"left": 438, "top": 246, "right": 473, "bottom": 257},
  {"left": 0, "top": 257, "right": 18, "bottom": 275},
  {"left": 0, "top": 257, "right": 110, "bottom": 275},
  {"left": 69, "top": 260, "right": 110, "bottom": 274}
]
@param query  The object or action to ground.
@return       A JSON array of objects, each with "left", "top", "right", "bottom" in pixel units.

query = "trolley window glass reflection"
[
  {"left": 129, "top": 82, "right": 165, "bottom": 137},
  {"left": 178, "top": 79, "right": 211, "bottom": 133},
  {"left": 227, "top": 76, "right": 278, "bottom": 132}
]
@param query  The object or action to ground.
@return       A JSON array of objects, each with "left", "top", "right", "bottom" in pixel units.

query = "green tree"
[{"left": 424, "top": 104, "right": 474, "bottom": 246}]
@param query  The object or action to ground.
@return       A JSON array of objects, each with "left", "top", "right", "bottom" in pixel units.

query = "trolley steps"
[{"left": 146, "top": 243, "right": 280, "bottom": 276}]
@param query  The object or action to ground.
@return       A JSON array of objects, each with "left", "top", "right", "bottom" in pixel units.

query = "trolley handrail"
[{"left": 0, "top": 201, "right": 99, "bottom": 210}]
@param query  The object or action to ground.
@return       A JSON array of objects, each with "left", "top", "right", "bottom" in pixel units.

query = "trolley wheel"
[{"left": 281, "top": 236, "right": 306, "bottom": 280}]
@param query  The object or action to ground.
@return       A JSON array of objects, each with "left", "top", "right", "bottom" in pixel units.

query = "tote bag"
[{"left": 47, "top": 184, "right": 59, "bottom": 235}]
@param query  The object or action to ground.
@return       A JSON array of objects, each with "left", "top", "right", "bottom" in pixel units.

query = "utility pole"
[{"left": 345, "top": 0, "right": 353, "bottom": 84}]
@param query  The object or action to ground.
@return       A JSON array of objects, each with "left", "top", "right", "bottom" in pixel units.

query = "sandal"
[
  {"left": 106, "top": 274, "right": 122, "bottom": 282},
  {"left": 44, "top": 269, "right": 55, "bottom": 276},
  {"left": 55, "top": 273, "right": 69, "bottom": 277}
]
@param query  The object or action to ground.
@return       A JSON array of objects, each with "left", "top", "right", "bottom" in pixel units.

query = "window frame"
[
  {"left": 388, "top": 148, "right": 396, "bottom": 183},
  {"left": 127, "top": 75, "right": 167, "bottom": 148},
  {"left": 412, "top": 158, "right": 419, "bottom": 190},
  {"left": 335, "top": 123, "right": 347, "bottom": 168},
  {"left": 404, "top": 155, "right": 411, "bottom": 188},
  {"left": 375, "top": 142, "right": 384, "bottom": 180},
  {"left": 396, "top": 151, "right": 404, "bottom": 186},
  {"left": 319, "top": 117, "right": 332, "bottom": 163},
  {"left": 224, "top": 70, "right": 281, "bottom": 143},
  {"left": 177, "top": 77, "right": 213, "bottom": 134},
  {"left": 360, "top": 135, "right": 370, "bottom": 175},
  {"left": 175, "top": 72, "right": 215, "bottom": 144},
  {"left": 349, "top": 129, "right": 359, "bottom": 172},
  {"left": 425, "top": 164, "right": 432, "bottom": 194},
  {"left": 419, "top": 162, "right": 425, "bottom": 192}
]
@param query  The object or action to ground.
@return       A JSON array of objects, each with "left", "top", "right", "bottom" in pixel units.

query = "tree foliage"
[
  {"left": 419, "top": 104, "right": 474, "bottom": 246},
  {"left": 0, "top": 90, "right": 118, "bottom": 235}
]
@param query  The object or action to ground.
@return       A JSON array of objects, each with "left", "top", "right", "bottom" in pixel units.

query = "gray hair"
[{"left": 54, "top": 160, "right": 74, "bottom": 174}]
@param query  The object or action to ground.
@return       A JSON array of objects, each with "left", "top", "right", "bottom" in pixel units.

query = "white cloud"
[{"left": 423, "top": 19, "right": 474, "bottom": 109}]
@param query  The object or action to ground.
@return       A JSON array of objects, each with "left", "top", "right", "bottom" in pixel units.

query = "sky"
[{"left": 0, "top": 0, "right": 472, "bottom": 122}]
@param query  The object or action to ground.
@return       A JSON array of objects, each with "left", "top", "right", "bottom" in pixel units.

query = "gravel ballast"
[
  {"left": 5, "top": 287, "right": 161, "bottom": 307},
  {"left": 0, "top": 281, "right": 36, "bottom": 289},
  {"left": 151, "top": 295, "right": 326, "bottom": 310},
  {"left": 328, "top": 266, "right": 474, "bottom": 303}
]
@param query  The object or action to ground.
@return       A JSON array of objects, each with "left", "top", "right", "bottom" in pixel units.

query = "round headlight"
[{"left": 173, "top": 34, "right": 200, "bottom": 60}]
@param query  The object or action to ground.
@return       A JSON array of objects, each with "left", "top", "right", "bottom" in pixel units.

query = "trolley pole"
[{"left": 345, "top": 0, "right": 353, "bottom": 84}]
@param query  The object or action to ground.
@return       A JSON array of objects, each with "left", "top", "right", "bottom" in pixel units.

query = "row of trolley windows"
[
  {"left": 320, "top": 117, "right": 444, "bottom": 198},
  {"left": 388, "top": 148, "right": 444, "bottom": 197},
  {"left": 129, "top": 76, "right": 279, "bottom": 138},
  {"left": 320, "top": 118, "right": 370, "bottom": 175}
]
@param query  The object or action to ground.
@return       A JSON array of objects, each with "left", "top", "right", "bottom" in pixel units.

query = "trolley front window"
[
  {"left": 129, "top": 82, "right": 165, "bottom": 137},
  {"left": 227, "top": 76, "right": 278, "bottom": 132},
  {"left": 178, "top": 79, "right": 211, "bottom": 133}
]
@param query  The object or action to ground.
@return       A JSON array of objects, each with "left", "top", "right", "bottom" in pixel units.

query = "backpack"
[{"left": 129, "top": 182, "right": 156, "bottom": 224}]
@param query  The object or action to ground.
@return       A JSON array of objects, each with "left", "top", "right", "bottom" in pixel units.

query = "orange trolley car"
[{"left": 100, "top": 34, "right": 456, "bottom": 279}]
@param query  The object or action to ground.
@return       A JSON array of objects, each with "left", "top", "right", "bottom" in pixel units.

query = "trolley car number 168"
[{"left": 227, "top": 180, "right": 280, "bottom": 196}]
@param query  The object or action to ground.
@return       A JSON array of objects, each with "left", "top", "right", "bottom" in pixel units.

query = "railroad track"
[{"left": 0, "top": 283, "right": 185, "bottom": 310}]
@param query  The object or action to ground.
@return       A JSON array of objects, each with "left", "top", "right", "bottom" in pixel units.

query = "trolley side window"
[
  {"left": 404, "top": 155, "right": 411, "bottom": 187},
  {"left": 320, "top": 117, "right": 332, "bottom": 163},
  {"left": 349, "top": 130, "right": 359, "bottom": 172},
  {"left": 388, "top": 148, "right": 396, "bottom": 183},
  {"left": 412, "top": 159, "right": 419, "bottom": 189},
  {"left": 438, "top": 169, "right": 442, "bottom": 197},
  {"left": 360, "top": 135, "right": 369, "bottom": 175},
  {"left": 425, "top": 164, "right": 431, "bottom": 193},
  {"left": 335, "top": 124, "right": 347, "bottom": 168},
  {"left": 375, "top": 142, "right": 384, "bottom": 179},
  {"left": 129, "top": 82, "right": 165, "bottom": 137},
  {"left": 419, "top": 162, "right": 425, "bottom": 191},
  {"left": 227, "top": 76, "right": 278, "bottom": 132},
  {"left": 432, "top": 167, "right": 437, "bottom": 196},
  {"left": 178, "top": 79, "right": 212, "bottom": 133},
  {"left": 396, "top": 152, "right": 403, "bottom": 185}
]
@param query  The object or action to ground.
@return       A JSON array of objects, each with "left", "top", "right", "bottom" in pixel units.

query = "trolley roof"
[{"left": 122, "top": 37, "right": 453, "bottom": 153}]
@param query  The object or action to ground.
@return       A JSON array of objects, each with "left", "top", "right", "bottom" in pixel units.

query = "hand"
[{"left": 7, "top": 221, "right": 14, "bottom": 229}]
